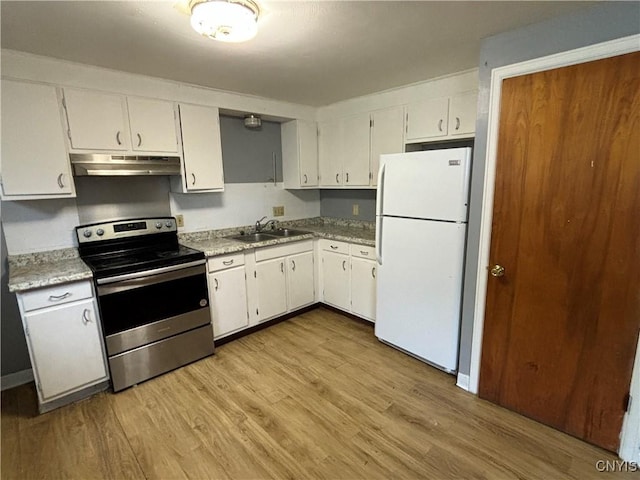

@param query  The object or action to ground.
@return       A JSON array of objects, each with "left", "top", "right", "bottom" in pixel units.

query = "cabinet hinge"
[
  {"left": 625, "top": 393, "right": 632, "bottom": 412},
  {"left": 61, "top": 96, "right": 66, "bottom": 109},
  {"left": 36, "top": 381, "right": 42, "bottom": 393},
  {"left": 67, "top": 129, "right": 72, "bottom": 141},
  {"left": 24, "top": 325, "right": 29, "bottom": 337}
]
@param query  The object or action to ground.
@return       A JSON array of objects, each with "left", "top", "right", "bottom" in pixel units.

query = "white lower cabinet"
[
  {"left": 17, "top": 281, "right": 108, "bottom": 409},
  {"left": 255, "top": 257, "right": 288, "bottom": 322},
  {"left": 207, "top": 253, "right": 249, "bottom": 339},
  {"left": 321, "top": 248, "right": 351, "bottom": 311},
  {"left": 287, "top": 251, "right": 315, "bottom": 310},
  {"left": 320, "top": 240, "right": 376, "bottom": 322},
  {"left": 350, "top": 257, "right": 377, "bottom": 321}
]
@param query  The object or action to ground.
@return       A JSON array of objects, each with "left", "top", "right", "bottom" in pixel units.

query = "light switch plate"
[
  {"left": 352, "top": 204, "right": 359, "bottom": 216},
  {"left": 273, "top": 206, "right": 285, "bottom": 217}
]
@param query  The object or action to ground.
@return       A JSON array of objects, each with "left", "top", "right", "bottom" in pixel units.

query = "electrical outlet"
[
  {"left": 273, "top": 206, "right": 285, "bottom": 217},
  {"left": 352, "top": 204, "right": 360, "bottom": 216},
  {"left": 175, "top": 214, "right": 184, "bottom": 227}
]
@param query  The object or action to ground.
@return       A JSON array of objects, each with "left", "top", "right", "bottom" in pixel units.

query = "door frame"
[{"left": 467, "top": 34, "right": 640, "bottom": 459}]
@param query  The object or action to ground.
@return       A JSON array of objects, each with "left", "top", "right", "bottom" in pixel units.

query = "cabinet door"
[
  {"left": 178, "top": 104, "right": 224, "bottom": 191},
  {"left": 63, "top": 88, "right": 128, "bottom": 150},
  {"left": 406, "top": 97, "right": 449, "bottom": 142},
  {"left": 298, "top": 120, "right": 319, "bottom": 187},
  {"left": 1, "top": 80, "right": 74, "bottom": 198},
  {"left": 370, "top": 106, "right": 405, "bottom": 187},
  {"left": 321, "top": 251, "right": 350, "bottom": 311},
  {"left": 449, "top": 92, "right": 478, "bottom": 137},
  {"left": 342, "top": 113, "right": 371, "bottom": 186},
  {"left": 255, "top": 258, "right": 287, "bottom": 321},
  {"left": 351, "top": 257, "right": 377, "bottom": 321},
  {"left": 127, "top": 97, "right": 178, "bottom": 153},
  {"left": 209, "top": 267, "right": 249, "bottom": 338},
  {"left": 25, "top": 299, "right": 107, "bottom": 401},
  {"left": 288, "top": 252, "right": 315, "bottom": 311},
  {"left": 318, "top": 120, "right": 342, "bottom": 186}
]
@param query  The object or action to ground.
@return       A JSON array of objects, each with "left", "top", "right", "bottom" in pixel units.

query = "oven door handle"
[{"left": 96, "top": 260, "right": 206, "bottom": 290}]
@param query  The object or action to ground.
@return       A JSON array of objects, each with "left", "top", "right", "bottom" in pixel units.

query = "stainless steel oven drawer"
[{"left": 109, "top": 324, "right": 214, "bottom": 392}]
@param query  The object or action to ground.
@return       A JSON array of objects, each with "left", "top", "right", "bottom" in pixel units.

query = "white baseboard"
[
  {"left": 1, "top": 369, "right": 34, "bottom": 391},
  {"left": 456, "top": 373, "right": 470, "bottom": 391}
]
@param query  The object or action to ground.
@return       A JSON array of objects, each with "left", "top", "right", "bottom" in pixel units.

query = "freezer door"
[
  {"left": 378, "top": 148, "right": 471, "bottom": 222},
  {"left": 375, "top": 216, "right": 466, "bottom": 372}
]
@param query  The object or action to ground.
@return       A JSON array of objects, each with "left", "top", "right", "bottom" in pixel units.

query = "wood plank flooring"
[{"left": 1, "top": 307, "right": 633, "bottom": 479}]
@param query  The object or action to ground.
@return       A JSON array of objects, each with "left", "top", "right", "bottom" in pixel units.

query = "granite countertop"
[
  {"left": 8, "top": 248, "right": 93, "bottom": 293},
  {"left": 8, "top": 217, "right": 375, "bottom": 293},
  {"left": 179, "top": 217, "right": 375, "bottom": 257}
]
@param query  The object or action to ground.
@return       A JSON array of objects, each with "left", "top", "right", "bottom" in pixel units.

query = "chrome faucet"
[{"left": 255, "top": 216, "right": 277, "bottom": 232}]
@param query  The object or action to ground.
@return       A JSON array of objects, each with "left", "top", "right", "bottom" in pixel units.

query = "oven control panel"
[{"left": 76, "top": 217, "right": 177, "bottom": 243}]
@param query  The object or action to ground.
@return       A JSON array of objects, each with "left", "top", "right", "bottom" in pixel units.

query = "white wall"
[{"left": 170, "top": 183, "right": 320, "bottom": 233}]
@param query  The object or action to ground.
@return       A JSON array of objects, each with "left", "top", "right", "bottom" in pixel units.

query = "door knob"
[{"left": 490, "top": 264, "right": 505, "bottom": 277}]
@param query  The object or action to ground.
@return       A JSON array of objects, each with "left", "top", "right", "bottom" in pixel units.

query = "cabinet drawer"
[
  {"left": 207, "top": 253, "right": 245, "bottom": 272},
  {"left": 350, "top": 244, "right": 375, "bottom": 259},
  {"left": 319, "top": 239, "right": 349, "bottom": 255},
  {"left": 255, "top": 240, "right": 313, "bottom": 262},
  {"left": 21, "top": 281, "right": 93, "bottom": 312}
]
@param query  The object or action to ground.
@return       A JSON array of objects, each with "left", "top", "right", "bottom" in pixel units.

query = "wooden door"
[{"left": 479, "top": 52, "right": 640, "bottom": 452}]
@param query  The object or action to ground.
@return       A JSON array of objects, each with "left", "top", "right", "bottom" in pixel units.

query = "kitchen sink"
[
  {"left": 228, "top": 233, "right": 277, "bottom": 243},
  {"left": 265, "top": 228, "right": 310, "bottom": 237}
]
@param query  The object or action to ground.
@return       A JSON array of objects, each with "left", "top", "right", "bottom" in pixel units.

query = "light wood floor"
[{"left": 1, "top": 308, "right": 633, "bottom": 479}]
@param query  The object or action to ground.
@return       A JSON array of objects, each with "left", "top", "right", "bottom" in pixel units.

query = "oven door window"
[{"left": 97, "top": 266, "right": 209, "bottom": 336}]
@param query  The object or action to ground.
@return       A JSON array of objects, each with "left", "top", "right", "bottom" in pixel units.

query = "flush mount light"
[{"left": 190, "top": 0, "right": 260, "bottom": 43}]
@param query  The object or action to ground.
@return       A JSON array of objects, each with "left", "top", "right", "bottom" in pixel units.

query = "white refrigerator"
[{"left": 375, "top": 147, "right": 472, "bottom": 373}]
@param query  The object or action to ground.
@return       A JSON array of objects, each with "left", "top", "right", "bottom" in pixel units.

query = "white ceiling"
[{"left": 1, "top": 1, "right": 598, "bottom": 106}]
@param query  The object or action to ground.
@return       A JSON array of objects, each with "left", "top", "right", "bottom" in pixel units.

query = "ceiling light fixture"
[{"left": 190, "top": 0, "right": 260, "bottom": 43}]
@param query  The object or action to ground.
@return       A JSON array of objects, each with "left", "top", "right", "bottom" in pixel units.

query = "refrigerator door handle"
[
  {"left": 375, "top": 163, "right": 386, "bottom": 217},
  {"left": 376, "top": 215, "right": 383, "bottom": 265}
]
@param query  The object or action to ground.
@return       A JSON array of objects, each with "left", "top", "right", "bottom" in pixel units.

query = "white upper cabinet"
[
  {"left": 282, "top": 119, "right": 318, "bottom": 189},
  {"left": 406, "top": 97, "right": 450, "bottom": 141},
  {"left": 370, "top": 106, "right": 405, "bottom": 187},
  {"left": 448, "top": 92, "right": 478, "bottom": 137},
  {"left": 406, "top": 92, "right": 477, "bottom": 142},
  {"left": 171, "top": 103, "right": 225, "bottom": 193},
  {"left": 342, "top": 113, "right": 371, "bottom": 186},
  {"left": 63, "top": 88, "right": 129, "bottom": 151},
  {"left": 318, "top": 119, "right": 343, "bottom": 186},
  {"left": 1, "top": 80, "right": 75, "bottom": 200},
  {"left": 63, "top": 88, "right": 180, "bottom": 154},
  {"left": 126, "top": 97, "right": 178, "bottom": 153}
]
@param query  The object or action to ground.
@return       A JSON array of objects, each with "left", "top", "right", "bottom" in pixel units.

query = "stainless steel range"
[{"left": 76, "top": 217, "right": 214, "bottom": 392}]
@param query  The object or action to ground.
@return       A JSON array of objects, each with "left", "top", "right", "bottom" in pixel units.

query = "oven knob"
[
  {"left": 96, "top": 228, "right": 105, "bottom": 236},
  {"left": 83, "top": 229, "right": 92, "bottom": 238},
  {"left": 165, "top": 221, "right": 173, "bottom": 228},
  {"left": 155, "top": 222, "right": 162, "bottom": 229}
]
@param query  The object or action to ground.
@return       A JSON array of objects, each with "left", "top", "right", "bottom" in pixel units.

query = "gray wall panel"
[
  {"left": 220, "top": 116, "right": 283, "bottom": 183},
  {"left": 458, "top": 2, "right": 640, "bottom": 376},
  {"left": 320, "top": 190, "right": 376, "bottom": 222}
]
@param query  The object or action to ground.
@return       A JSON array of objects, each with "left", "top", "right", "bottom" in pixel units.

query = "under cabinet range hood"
[{"left": 70, "top": 154, "right": 181, "bottom": 177}]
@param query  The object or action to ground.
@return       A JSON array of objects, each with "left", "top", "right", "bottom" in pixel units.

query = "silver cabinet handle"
[
  {"left": 82, "top": 308, "right": 92, "bottom": 325},
  {"left": 336, "top": 173, "right": 340, "bottom": 183},
  {"left": 281, "top": 262, "right": 284, "bottom": 273},
  {"left": 303, "top": 174, "right": 308, "bottom": 184},
  {"left": 330, "top": 245, "right": 338, "bottom": 250},
  {"left": 57, "top": 173, "right": 65, "bottom": 189},
  {"left": 222, "top": 260, "right": 234, "bottom": 266},
  {"left": 360, "top": 250, "right": 368, "bottom": 256},
  {"left": 346, "top": 172, "right": 349, "bottom": 183},
  {"left": 116, "top": 131, "right": 122, "bottom": 145},
  {"left": 455, "top": 117, "right": 461, "bottom": 131},
  {"left": 291, "top": 260, "right": 296, "bottom": 271},
  {"left": 214, "top": 278, "right": 219, "bottom": 291},
  {"left": 372, "top": 267, "right": 376, "bottom": 279},
  {"left": 191, "top": 173, "right": 196, "bottom": 185},
  {"left": 438, "top": 119, "right": 443, "bottom": 132},
  {"left": 137, "top": 133, "right": 142, "bottom": 147},
  {"left": 342, "top": 260, "right": 346, "bottom": 271},
  {"left": 49, "top": 292, "right": 71, "bottom": 301}
]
